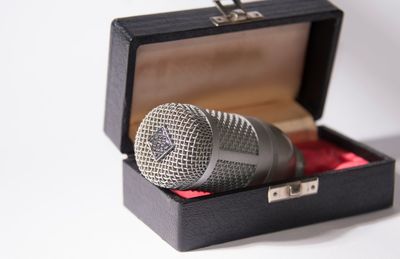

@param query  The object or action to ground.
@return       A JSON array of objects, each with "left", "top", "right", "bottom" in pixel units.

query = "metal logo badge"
[{"left": 147, "top": 126, "right": 175, "bottom": 161}]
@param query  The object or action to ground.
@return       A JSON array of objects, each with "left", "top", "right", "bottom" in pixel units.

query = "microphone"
[{"left": 134, "top": 103, "right": 303, "bottom": 192}]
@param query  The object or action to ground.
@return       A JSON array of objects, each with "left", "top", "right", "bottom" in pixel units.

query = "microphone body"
[{"left": 134, "top": 103, "right": 302, "bottom": 192}]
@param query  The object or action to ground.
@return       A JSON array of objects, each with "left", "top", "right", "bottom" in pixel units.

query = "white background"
[{"left": 0, "top": 0, "right": 399, "bottom": 258}]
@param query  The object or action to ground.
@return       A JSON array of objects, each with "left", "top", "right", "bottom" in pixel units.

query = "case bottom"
[{"left": 123, "top": 126, "right": 395, "bottom": 251}]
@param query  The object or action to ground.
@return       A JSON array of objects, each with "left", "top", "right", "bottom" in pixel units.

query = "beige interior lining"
[{"left": 129, "top": 22, "right": 317, "bottom": 143}]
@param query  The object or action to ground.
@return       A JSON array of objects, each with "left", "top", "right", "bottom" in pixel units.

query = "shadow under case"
[{"left": 104, "top": 0, "right": 395, "bottom": 251}]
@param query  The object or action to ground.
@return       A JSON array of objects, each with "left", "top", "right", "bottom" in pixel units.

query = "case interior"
[
  {"left": 126, "top": 19, "right": 378, "bottom": 197},
  {"left": 129, "top": 22, "right": 317, "bottom": 143}
]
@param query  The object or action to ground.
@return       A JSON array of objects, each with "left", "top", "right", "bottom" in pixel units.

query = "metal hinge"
[
  {"left": 268, "top": 178, "right": 319, "bottom": 203},
  {"left": 210, "top": 0, "right": 264, "bottom": 26}
]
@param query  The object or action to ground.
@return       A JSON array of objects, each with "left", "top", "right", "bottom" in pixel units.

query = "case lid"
[{"left": 104, "top": 0, "right": 343, "bottom": 154}]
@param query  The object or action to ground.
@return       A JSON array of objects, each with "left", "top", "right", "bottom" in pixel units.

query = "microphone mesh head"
[
  {"left": 198, "top": 160, "right": 257, "bottom": 192},
  {"left": 134, "top": 103, "right": 213, "bottom": 189},
  {"left": 197, "top": 109, "right": 259, "bottom": 192},
  {"left": 207, "top": 109, "right": 258, "bottom": 155},
  {"left": 134, "top": 103, "right": 260, "bottom": 192}
]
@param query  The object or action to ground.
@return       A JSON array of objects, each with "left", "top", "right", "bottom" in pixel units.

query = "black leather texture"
[{"left": 123, "top": 127, "right": 395, "bottom": 251}]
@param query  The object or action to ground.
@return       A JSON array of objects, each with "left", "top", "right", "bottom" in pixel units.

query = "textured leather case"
[
  {"left": 104, "top": 0, "right": 395, "bottom": 251},
  {"left": 123, "top": 127, "right": 394, "bottom": 251}
]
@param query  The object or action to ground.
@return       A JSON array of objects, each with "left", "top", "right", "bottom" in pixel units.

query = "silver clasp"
[
  {"left": 210, "top": 0, "right": 264, "bottom": 26},
  {"left": 268, "top": 178, "right": 319, "bottom": 203}
]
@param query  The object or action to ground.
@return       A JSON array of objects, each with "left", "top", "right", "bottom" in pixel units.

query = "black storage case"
[{"left": 104, "top": 0, "right": 395, "bottom": 251}]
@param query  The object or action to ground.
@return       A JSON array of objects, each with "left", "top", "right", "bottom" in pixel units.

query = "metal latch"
[
  {"left": 210, "top": 0, "right": 264, "bottom": 26},
  {"left": 268, "top": 178, "right": 319, "bottom": 203}
]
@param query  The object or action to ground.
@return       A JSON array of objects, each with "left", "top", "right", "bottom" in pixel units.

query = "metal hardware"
[
  {"left": 210, "top": 0, "right": 264, "bottom": 26},
  {"left": 268, "top": 178, "right": 319, "bottom": 203}
]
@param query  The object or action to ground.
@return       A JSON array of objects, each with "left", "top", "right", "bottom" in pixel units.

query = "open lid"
[{"left": 104, "top": 0, "right": 343, "bottom": 154}]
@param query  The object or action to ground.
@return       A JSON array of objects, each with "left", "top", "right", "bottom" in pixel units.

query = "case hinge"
[
  {"left": 210, "top": 0, "right": 264, "bottom": 26},
  {"left": 268, "top": 178, "right": 319, "bottom": 203}
]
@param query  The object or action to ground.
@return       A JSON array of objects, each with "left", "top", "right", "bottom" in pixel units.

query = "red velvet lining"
[
  {"left": 171, "top": 140, "right": 369, "bottom": 199},
  {"left": 296, "top": 140, "right": 368, "bottom": 176}
]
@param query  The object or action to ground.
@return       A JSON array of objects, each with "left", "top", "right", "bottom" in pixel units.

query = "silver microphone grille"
[
  {"left": 195, "top": 109, "right": 260, "bottom": 192},
  {"left": 134, "top": 103, "right": 261, "bottom": 192},
  {"left": 134, "top": 103, "right": 213, "bottom": 189}
]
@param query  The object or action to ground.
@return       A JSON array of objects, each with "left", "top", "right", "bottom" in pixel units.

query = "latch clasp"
[
  {"left": 210, "top": 0, "right": 264, "bottom": 26},
  {"left": 268, "top": 178, "right": 319, "bottom": 203}
]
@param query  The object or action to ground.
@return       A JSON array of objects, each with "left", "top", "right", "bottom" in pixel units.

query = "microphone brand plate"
[{"left": 147, "top": 126, "right": 175, "bottom": 161}]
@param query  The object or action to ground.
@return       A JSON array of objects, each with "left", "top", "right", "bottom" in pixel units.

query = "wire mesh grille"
[
  {"left": 134, "top": 103, "right": 213, "bottom": 189},
  {"left": 198, "top": 160, "right": 256, "bottom": 192},
  {"left": 206, "top": 109, "right": 259, "bottom": 155},
  {"left": 135, "top": 103, "right": 261, "bottom": 191}
]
